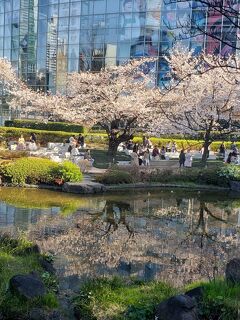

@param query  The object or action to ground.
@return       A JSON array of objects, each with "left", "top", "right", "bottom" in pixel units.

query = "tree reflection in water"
[
  {"left": 22, "top": 192, "right": 240, "bottom": 286},
  {"left": 97, "top": 201, "right": 134, "bottom": 239}
]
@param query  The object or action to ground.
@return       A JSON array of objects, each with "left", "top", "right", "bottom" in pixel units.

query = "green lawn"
[{"left": 90, "top": 149, "right": 131, "bottom": 169}]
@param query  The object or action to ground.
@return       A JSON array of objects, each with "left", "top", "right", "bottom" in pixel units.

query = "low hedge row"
[
  {"left": 5, "top": 119, "right": 87, "bottom": 133},
  {"left": 0, "top": 157, "right": 83, "bottom": 185},
  {"left": 96, "top": 165, "right": 239, "bottom": 186},
  {"left": 0, "top": 126, "right": 108, "bottom": 146},
  {"left": 0, "top": 126, "right": 239, "bottom": 151}
]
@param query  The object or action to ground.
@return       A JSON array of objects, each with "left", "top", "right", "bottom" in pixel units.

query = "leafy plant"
[
  {"left": 0, "top": 157, "right": 82, "bottom": 185},
  {"left": 57, "top": 161, "right": 83, "bottom": 182},
  {"left": 218, "top": 165, "right": 240, "bottom": 182},
  {"left": 0, "top": 157, "right": 59, "bottom": 185},
  {"left": 96, "top": 169, "right": 133, "bottom": 184}
]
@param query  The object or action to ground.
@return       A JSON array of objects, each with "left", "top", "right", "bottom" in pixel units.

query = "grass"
[
  {"left": 187, "top": 279, "right": 240, "bottom": 320},
  {"left": 73, "top": 277, "right": 176, "bottom": 320},
  {"left": 90, "top": 149, "right": 131, "bottom": 169},
  {"left": 73, "top": 277, "right": 240, "bottom": 320},
  {"left": 0, "top": 235, "right": 58, "bottom": 319}
]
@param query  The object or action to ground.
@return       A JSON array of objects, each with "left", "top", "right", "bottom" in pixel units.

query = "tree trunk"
[
  {"left": 201, "top": 126, "right": 212, "bottom": 166},
  {"left": 108, "top": 138, "right": 119, "bottom": 163},
  {"left": 201, "top": 141, "right": 211, "bottom": 166}
]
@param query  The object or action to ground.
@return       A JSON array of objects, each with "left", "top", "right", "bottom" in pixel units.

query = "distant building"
[{"left": 0, "top": 0, "right": 238, "bottom": 118}]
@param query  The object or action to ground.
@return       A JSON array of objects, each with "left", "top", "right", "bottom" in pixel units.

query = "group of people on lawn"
[
  {"left": 17, "top": 133, "right": 37, "bottom": 151},
  {"left": 126, "top": 138, "right": 194, "bottom": 167},
  {"left": 67, "top": 134, "right": 94, "bottom": 165}
]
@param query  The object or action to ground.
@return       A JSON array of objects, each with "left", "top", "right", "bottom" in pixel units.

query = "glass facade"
[{"left": 0, "top": 0, "right": 239, "bottom": 95}]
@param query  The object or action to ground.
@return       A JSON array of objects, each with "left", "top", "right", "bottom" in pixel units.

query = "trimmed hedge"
[
  {"left": 0, "top": 157, "right": 83, "bottom": 185},
  {"left": 0, "top": 126, "right": 108, "bottom": 146},
  {"left": 0, "top": 126, "right": 239, "bottom": 151},
  {"left": 5, "top": 119, "right": 87, "bottom": 133}
]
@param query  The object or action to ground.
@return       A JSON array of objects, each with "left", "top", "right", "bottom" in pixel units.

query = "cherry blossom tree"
[
  {"left": 0, "top": 58, "right": 19, "bottom": 95},
  {"left": 60, "top": 59, "right": 155, "bottom": 161},
  {"left": 155, "top": 48, "right": 240, "bottom": 163}
]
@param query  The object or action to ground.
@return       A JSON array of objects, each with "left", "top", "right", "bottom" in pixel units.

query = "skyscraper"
[{"left": 0, "top": 0, "right": 238, "bottom": 93}]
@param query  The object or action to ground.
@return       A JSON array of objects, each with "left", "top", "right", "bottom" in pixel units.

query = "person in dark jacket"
[{"left": 179, "top": 149, "right": 185, "bottom": 168}]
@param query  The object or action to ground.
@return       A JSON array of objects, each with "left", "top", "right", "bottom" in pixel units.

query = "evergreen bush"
[{"left": 0, "top": 158, "right": 82, "bottom": 185}]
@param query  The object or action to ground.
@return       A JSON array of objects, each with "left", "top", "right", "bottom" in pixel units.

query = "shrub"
[
  {"left": 0, "top": 158, "right": 82, "bottom": 185},
  {"left": 57, "top": 161, "right": 83, "bottom": 183},
  {"left": 218, "top": 165, "right": 240, "bottom": 183},
  {"left": 146, "top": 167, "right": 229, "bottom": 186},
  {"left": 96, "top": 169, "right": 133, "bottom": 184},
  {"left": 5, "top": 119, "right": 87, "bottom": 133},
  {"left": 0, "top": 157, "right": 59, "bottom": 185}
]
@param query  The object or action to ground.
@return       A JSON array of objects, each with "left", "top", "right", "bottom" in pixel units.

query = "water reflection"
[{"left": 0, "top": 188, "right": 239, "bottom": 286}]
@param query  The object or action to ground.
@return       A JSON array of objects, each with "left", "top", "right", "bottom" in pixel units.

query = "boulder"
[
  {"left": 10, "top": 272, "right": 46, "bottom": 299},
  {"left": 62, "top": 181, "right": 106, "bottom": 194},
  {"left": 226, "top": 258, "right": 240, "bottom": 284},
  {"left": 48, "top": 310, "right": 62, "bottom": 320},
  {"left": 39, "top": 257, "right": 56, "bottom": 275},
  {"left": 29, "top": 309, "right": 62, "bottom": 320},
  {"left": 21, "top": 244, "right": 41, "bottom": 255},
  {"left": 185, "top": 287, "right": 204, "bottom": 303},
  {"left": 29, "top": 308, "right": 47, "bottom": 320},
  {"left": 155, "top": 294, "right": 199, "bottom": 320}
]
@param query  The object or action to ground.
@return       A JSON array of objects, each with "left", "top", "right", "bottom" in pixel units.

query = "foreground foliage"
[
  {"left": 0, "top": 235, "right": 58, "bottom": 319},
  {"left": 188, "top": 280, "right": 240, "bottom": 320},
  {"left": 73, "top": 277, "right": 240, "bottom": 320},
  {"left": 73, "top": 277, "right": 176, "bottom": 320},
  {"left": 0, "top": 157, "right": 82, "bottom": 185}
]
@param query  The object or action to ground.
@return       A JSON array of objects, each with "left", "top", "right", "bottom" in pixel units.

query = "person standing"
[
  {"left": 160, "top": 146, "right": 166, "bottom": 159},
  {"left": 131, "top": 151, "right": 139, "bottom": 166},
  {"left": 179, "top": 149, "right": 185, "bottom": 168},
  {"left": 171, "top": 141, "right": 177, "bottom": 153},
  {"left": 184, "top": 149, "right": 193, "bottom": 168},
  {"left": 219, "top": 143, "right": 225, "bottom": 159},
  {"left": 143, "top": 149, "right": 150, "bottom": 166}
]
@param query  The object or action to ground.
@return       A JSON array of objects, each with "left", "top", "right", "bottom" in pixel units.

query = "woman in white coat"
[{"left": 184, "top": 149, "right": 193, "bottom": 168}]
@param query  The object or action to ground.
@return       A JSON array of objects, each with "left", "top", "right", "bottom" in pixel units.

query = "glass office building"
[{"left": 0, "top": 0, "right": 239, "bottom": 95}]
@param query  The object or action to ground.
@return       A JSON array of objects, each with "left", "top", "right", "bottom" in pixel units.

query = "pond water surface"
[{"left": 0, "top": 187, "right": 239, "bottom": 287}]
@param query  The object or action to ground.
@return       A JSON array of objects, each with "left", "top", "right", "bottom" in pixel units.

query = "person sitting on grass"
[
  {"left": 152, "top": 145, "right": 159, "bottom": 160},
  {"left": 30, "top": 132, "right": 37, "bottom": 143},
  {"left": 84, "top": 149, "right": 94, "bottom": 166},
  {"left": 160, "top": 146, "right": 166, "bottom": 160},
  {"left": 77, "top": 134, "right": 85, "bottom": 149},
  {"left": 17, "top": 134, "right": 26, "bottom": 150}
]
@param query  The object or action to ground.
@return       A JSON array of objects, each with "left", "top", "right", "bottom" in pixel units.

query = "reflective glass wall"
[{"left": 0, "top": 0, "right": 239, "bottom": 94}]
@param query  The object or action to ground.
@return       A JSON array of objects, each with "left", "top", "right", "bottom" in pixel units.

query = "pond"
[{"left": 0, "top": 187, "right": 239, "bottom": 287}]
